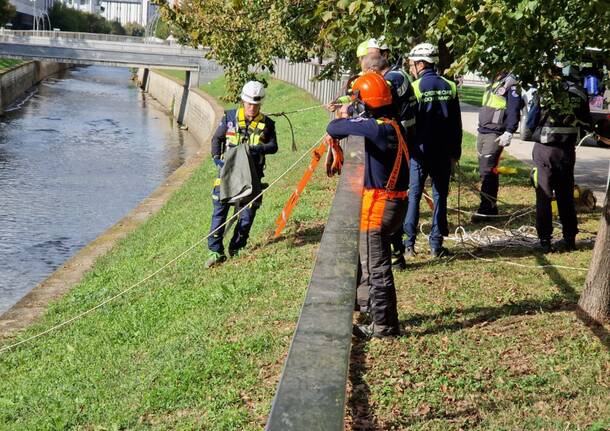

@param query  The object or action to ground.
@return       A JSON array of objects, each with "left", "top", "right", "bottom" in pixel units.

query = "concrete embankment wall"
[
  {"left": 137, "top": 69, "right": 220, "bottom": 146},
  {"left": 0, "top": 61, "right": 70, "bottom": 114}
]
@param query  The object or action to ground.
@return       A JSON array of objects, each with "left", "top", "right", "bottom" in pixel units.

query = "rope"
[
  {"left": 0, "top": 135, "right": 327, "bottom": 355},
  {"left": 415, "top": 164, "right": 589, "bottom": 272},
  {"left": 266, "top": 104, "right": 325, "bottom": 152},
  {"left": 266, "top": 104, "right": 325, "bottom": 117}
]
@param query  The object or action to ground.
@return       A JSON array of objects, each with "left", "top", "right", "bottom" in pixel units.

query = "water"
[{"left": 0, "top": 66, "right": 200, "bottom": 314}]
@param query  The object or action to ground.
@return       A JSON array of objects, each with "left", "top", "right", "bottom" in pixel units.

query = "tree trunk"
[{"left": 578, "top": 173, "right": 610, "bottom": 323}]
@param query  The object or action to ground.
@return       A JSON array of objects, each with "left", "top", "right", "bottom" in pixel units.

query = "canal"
[{"left": 0, "top": 66, "right": 200, "bottom": 314}]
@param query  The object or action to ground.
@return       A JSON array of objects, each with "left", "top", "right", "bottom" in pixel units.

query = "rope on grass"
[
  {"left": 416, "top": 166, "right": 589, "bottom": 272},
  {"left": 0, "top": 135, "right": 327, "bottom": 355}
]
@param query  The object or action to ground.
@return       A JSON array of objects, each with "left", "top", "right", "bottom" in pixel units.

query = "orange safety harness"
[{"left": 377, "top": 117, "right": 410, "bottom": 191}]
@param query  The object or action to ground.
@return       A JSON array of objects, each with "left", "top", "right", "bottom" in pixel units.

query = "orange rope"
[{"left": 274, "top": 139, "right": 329, "bottom": 238}]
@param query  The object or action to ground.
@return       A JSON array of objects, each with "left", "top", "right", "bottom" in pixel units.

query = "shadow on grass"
[
  {"left": 251, "top": 223, "right": 325, "bottom": 252},
  {"left": 347, "top": 331, "right": 379, "bottom": 431},
  {"left": 398, "top": 253, "right": 609, "bottom": 353},
  {"left": 404, "top": 239, "right": 595, "bottom": 271},
  {"left": 535, "top": 253, "right": 610, "bottom": 353}
]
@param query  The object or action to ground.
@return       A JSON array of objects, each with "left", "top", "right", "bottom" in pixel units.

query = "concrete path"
[{"left": 461, "top": 103, "right": 610, "bottom": 205}]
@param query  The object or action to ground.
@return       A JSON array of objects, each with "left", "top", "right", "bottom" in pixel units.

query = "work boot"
[
  {"left": 391, "top": 250, "right": 407, "bottom": 270},
  {"left": 204, "top": 251, "right": 226, "bottom": 268},
  {"left": 539, "top": 239, "right": 553, "bottom": 254},
  {"left": 431, "top": 246, "right": 451, "bottom": 258},
  {"left": 555, "top": 238, "right": 576, "bottom": 252},
  {"left": 404, "top": 246, "right": 416, "bottom": 258},
  {"left": 352, "top": 323, "right": 400, "bottom": 340}
]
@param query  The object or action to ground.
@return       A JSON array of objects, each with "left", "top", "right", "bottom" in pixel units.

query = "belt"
[
  {"left": 540, "top": 126, "right": 577, "bottom": 144},
  {"left": 363, "top": 188, "right": 408, "bottom": 200}
]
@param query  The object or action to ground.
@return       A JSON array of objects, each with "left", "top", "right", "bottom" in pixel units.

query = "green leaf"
[{"left": 322, "top": 11, "right": 334, "bottom": 22}]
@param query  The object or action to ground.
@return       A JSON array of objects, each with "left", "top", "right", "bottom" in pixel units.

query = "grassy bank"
[
  {"left": 1, "top": 72, "right": 608, "bottom": 430},
  {"left": 348, "top": 136, "right": 609, "bottom": 429},
  {"left": 0, "top": 76, "right": 333, "bottom": 429},
  {"left": 0, "top": 59, "right": 22, "bottom": 72}
]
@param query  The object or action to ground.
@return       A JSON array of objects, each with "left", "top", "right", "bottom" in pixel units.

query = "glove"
[
  {"left": 324, "top": 135, "right": 344, "bottom": 177},
  {"left": 213, "top": 157, "right": 224, "bottom": 168},
  {"left": 496, "top": 131, "right": 513, "bottom": 147}
]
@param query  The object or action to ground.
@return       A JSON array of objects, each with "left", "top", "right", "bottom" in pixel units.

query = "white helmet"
[
  {"left": 241, "top": 81, "right": 265, "bottom": 104},
  {"left": 368, "top": 37, "right": 389, "bottom": 51},
  {"left": 408, "top": 43, "right": 438, "bottom": 64}
]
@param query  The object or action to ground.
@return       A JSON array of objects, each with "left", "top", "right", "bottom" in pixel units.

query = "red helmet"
[{"left": 351, "top": 72, "right": 392, "bottom": 109}]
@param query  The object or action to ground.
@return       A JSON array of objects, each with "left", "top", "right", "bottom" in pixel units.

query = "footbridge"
[{"left": 0, "top": 30, "right": 217, "bottom": 87}]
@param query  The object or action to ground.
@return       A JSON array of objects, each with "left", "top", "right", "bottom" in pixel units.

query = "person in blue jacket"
[
  {"left": 363, "top": 54, "right": 417, "bottom": 270},
  {"left": 326, "top": 71, "right": 409, "bottom": 339},
  {"left": 205, "top": 81, "right": 278, "bottom": 268},
  {"left": 471, "top": 72, "right": 522, "bottom": 222},
  {"left": 402, "top": 43, "right": 462, "bottom": 258}
]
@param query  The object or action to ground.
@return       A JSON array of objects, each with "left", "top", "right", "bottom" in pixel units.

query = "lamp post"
[{"left": 30, "top": 0, "right": 37, "bottom": 32}]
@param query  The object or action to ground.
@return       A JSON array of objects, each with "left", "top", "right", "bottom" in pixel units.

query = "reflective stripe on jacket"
[
  {"left": 478, "top": 74, "right": 521, "bottom": 134},
  {"left": 410, "top": 69, "right": 462, "bottom": 161}
]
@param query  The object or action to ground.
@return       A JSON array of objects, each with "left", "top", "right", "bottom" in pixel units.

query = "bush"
[
  {"left": 124, "top": 22, "right": 144, "bottom": 37},
  {"left": 47, "top": 3, "right": 124, "bottom": 34}
]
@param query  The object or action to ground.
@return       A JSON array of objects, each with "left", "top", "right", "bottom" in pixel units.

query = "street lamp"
[{"left": 30, "top": 0, "right": 37, "bottom": 32}]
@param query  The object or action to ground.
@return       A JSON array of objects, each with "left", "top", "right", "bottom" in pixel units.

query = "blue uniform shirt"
[
  {"left": 326, "top": 117, "right": 409, "bottom": 191},
  {"left": 411, "top": 69, "right": 462, "bottom": 161}
]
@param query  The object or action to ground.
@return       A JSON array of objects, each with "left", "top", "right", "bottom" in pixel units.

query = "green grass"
[
  {"left": 459, "top": 85, "right": 485, "bottom": 106},
  {"left": 0, "top": 58, "right": 23, "bottom": 72},
  {"left": 0, "top": 76, "right": 333, "bottom": 429},
  {"left": 1, "top": 72, "right": 608, "bottom": 430}
]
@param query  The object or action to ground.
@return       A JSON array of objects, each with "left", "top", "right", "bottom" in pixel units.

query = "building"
[{"left": 100, "top": 0, "right": 156, "bottom": 26}]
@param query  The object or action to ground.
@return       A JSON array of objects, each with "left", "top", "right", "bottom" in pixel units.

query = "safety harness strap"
[{"left": 377, "top": 118, "right": 410, "bottom": 190}]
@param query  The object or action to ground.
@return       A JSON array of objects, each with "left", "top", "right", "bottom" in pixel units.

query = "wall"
[
  {"left": 0, "top": 61, "right": 71, "bottom": 114},
  {"left": 137, "top": 68, "right": 222, "bottom": 147},
  {"left": 272, "top": 59, "right": 348, "bottom": 103}
]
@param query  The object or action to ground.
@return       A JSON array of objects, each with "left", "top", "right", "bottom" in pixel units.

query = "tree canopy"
[
  {"left": 155, "top": 0, "right": 610, "bottom": 102},
  {"left": 0, "top": 0, "right": 16, "bottom": 27}
]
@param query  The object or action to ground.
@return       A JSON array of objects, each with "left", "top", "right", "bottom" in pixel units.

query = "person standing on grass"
[
  {"left": 205, "top": 81, "right": 278, "bottom": 268},
  {"left": 326, "top": 71, "right": 409, "bottom": 339},
  {"left": 402, "top": 43, "right": 462, "bottom": 259},
  {"left": 471, "top": 72, "right": 522, "bottom": 222},
  {"left": 363, "top": 54, "right": 417, "bottom": 270},
  {"left": 527, "top": 68, "right": 591, "bottom": 253}
]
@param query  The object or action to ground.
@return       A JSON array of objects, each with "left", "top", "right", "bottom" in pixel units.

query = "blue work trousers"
[
  {"left": 208, "top": 186, "right": 259, "bottom": 254},
  {"left": 403, "top": 157, "right": 451, "bottom": 250}
]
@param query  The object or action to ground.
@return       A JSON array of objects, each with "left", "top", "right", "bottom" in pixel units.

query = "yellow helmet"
[{"left": 356, "top": 40, "right": 369, "bottom": 58}]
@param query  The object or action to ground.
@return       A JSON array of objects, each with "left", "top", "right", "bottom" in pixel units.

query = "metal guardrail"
[
  {"left": 0, "top": 29, "right": 210, "bottom": 72},
  {"left": 273, "top": 59, "right": 348, "bottom": 103},
  {"left": 266, "top": 135, "right": 364, "bottom": 430},
  {"left": 0, "top": 29, "right": 192, "bottom": 47}
]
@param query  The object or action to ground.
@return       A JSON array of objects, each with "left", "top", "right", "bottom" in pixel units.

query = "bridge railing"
[
  {"left": 0, "top": 29, "right": 177, "bottom": 46},
  {"left": 266, "top": 135, "right": 364, "bottom": 430}
]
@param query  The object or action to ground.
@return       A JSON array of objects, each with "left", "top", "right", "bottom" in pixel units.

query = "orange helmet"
[{"left": 351, "top": 72, "right": 392, "bottom": 109}]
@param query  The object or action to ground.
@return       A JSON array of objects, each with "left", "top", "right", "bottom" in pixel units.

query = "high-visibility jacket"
[
  {"left": 384, "top": 69, "right": 417, "bottom": 132},
  {"left": 410, "top": 69, "right": 462, "bottom": 161},
  {"left": 211, "top": 107, "right": 278, "bottom": 178},
  {"left": 478, "top": 73, "right": 522, "bottom": 134}
]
